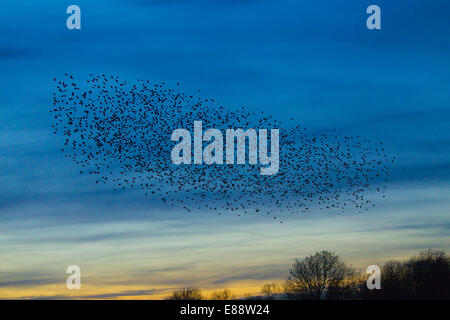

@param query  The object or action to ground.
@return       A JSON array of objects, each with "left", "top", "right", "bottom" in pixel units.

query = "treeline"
[
  {"left": 165, "top": 249, "right": 450, "bottom": 300},
  {"left": 165, "top": 288, "right": 234, "bottom": 300}
]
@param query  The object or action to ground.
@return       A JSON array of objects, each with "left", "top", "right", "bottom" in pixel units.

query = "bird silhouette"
[{"left": 51, "top": 74, "right": 393, "bottom": 223}]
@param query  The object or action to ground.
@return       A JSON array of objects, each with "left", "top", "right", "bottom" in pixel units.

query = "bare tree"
[
  {"left": 166, "top": 288, "right": 203, "bottom": 300},
  {"left": 210, "top": 289, "right": 234, "bottom": 300},
  {"left": 286, "top": 250, "right": 356, "bottom": 299},
  {"left": 261, "top": 283, "right": 285, "bottom": 299},
  {"left": 377, "top": 260, "right": 406, "bottom": 299}
]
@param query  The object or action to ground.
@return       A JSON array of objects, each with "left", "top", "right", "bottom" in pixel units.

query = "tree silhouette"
[
  {"left": 286, "top": 250, "right": 356, "bottom": 299},
  {"left": 407, "top": 249, "right": 450, "bottom": 299},
  {"left": 261, "top": 283, "right": 284, "bottom": 299},
  {"left": 210, "top": 289, "right": 234, "bottom": 300},
  {"left": 166, "top": 288, "right": 203, "bottom": 300},
  {"left": 361, "top": 249, "right": 450, "bottom": 299},
  {"left": 166, "top": 249, "right": 449, "bottom": 300}
]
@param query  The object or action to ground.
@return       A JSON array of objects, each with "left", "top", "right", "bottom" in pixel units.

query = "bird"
[{"left": 50, "top": 74, "right": 394, "bottom": 223}]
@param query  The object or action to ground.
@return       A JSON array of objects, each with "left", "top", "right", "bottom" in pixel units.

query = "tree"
[
  {"left": 286, "top": 250, "right": 356, "bottom": 299},
  {"left": 210, "top": 289, "right": 234, "bottom": 300},
  {"left": 261, "top": 282, "right": 286, "bottom": 299},
  {"left": 375, "top": 260, "right": 407, "bottom": 299},
  {"left": 405, "top": 249, "right": 450, "bottom": 299},
  {"left": 166, "top": 288, "right": 203, "bottom": 300},
  {"left": 364, "top": 249, "right": 450, "bottom": 299}
]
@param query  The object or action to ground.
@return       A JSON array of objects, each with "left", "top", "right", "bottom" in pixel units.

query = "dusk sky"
[{"left": 0, "top": 0, "right": 449, "bottom": 299}]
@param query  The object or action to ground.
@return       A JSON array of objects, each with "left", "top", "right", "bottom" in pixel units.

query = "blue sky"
[{"left": 0, "top": 0, "right": 449, "bottom": 298}]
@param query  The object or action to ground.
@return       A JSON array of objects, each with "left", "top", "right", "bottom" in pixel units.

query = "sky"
[{"left": 0, "top": 0, "right": 449, "bottom": 299}]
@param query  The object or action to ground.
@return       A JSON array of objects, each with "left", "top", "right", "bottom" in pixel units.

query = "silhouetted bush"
[
  {"left": 261, "top": 283, "right": 285, "bottom": 299},
  {"left": 210, "top": 289, "right": 234, "bottom": 300},
  {"left": 166, "top": 288, "right": 203, "bottom": 300},
  {"left": 365, "top": 249, "right": 450, "bottom": 300}
]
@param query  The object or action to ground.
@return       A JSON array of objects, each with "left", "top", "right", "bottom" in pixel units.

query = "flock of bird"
[{"left": 51, "top": 74, "right": 393, "bottom": 222}]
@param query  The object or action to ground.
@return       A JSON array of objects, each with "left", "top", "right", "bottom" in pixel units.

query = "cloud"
[
  {"left": 16, "top": 288, "right": 171, "bottom": 300},
  {"left": 207, "top": 264, "right": 287, "bottom": 287},
  {"left": 76, "top": 288, "right": 168, "bottom": 299},
  {"left": 0, "top": 270, "right": 62, "bottom": 288},
  {"left": 0, "top": 278, "right": 59, "bottom": 288},
  {"left": 0, "top": 48, "right": 36, "bottom": 59}
]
